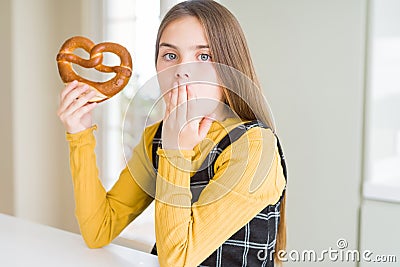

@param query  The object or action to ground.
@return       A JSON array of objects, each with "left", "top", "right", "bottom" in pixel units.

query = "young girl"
[{"left": 57, "top": 1, "right": 287, "bottom": 266}]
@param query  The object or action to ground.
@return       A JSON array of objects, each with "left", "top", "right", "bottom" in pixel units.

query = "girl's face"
[{"left": 156, "top": 16, "right": 225, "bottom": 118}]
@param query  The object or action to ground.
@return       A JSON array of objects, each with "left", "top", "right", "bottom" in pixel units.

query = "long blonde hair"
[{"left": 155, "top": 0, "right": 286, "bottom": 264}]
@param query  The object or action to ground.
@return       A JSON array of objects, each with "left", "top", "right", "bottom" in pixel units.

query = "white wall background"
[
  {"left": 0, "top": 0, "right": 101, "bottom": 233},
  {"left": 0, "top": 0, "right": 14, "bottom": 216},
  {"left": 360, "top": 0, "right": 400, "bottom": 266}
]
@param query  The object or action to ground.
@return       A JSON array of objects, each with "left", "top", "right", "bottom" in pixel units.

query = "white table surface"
[{"left": 0, "top": 213, "right": 159, "bottom": 267}]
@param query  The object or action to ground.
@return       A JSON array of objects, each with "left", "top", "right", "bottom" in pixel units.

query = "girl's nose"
[
  {"left": 174, "top": 63, "right": 190, "bottom": 79},
  {"left": 175, "top": 72, "right": 189, "bottom": 78}
]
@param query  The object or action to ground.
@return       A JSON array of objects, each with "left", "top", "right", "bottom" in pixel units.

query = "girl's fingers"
[
  {"left": 63, "top": 89, "right": 97, "bottom": 118},
  {"left": 60, "top": 80, "right": 78, "bottom": 102},
  {"left": 169, "top": 82, "right": 178, "bottom": 120},
  {"left": 176, "top": 81, "right": 187, "bottom": 124},
  {"left": 59, "top": 84, "right": 92, "bottom": 114},
  {"left": 72, "top": 102, "right": 97, "bottom": 119},
  {"left": 186, "top": 84, "right": 196, "bottom": 121},
  {"left": 58, "top": 81, "right": 79, "bottom": 115},
  {"left": 163, "top": 90, "right": 172, "bottom": 121},
  {"left": 198, "top": 113, "right": 215, "bottom": 139}
]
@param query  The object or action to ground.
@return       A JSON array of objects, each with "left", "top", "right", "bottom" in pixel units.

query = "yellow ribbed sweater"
[{"left": 66, "top": 117, "right": 286, "bottom": 267}]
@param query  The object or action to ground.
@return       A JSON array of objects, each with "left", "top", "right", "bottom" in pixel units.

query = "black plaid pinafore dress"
[{"left": 150, "top": 120, "right": 287, "bottom": 267}]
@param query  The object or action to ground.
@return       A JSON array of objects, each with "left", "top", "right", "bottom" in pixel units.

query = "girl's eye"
[
  {"left": 163, "top": 53, "right": 177, "bottom": 61},
  {"left": 198, "top": 53, "right": 211, "bottom": 62}
]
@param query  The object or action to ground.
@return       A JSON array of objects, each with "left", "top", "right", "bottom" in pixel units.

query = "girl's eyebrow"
[
  {"left": 195, "top": 44, "right": 210, "bottom": 49},
  {"left": 159, "top": 42, "right": 210, "bottom": 50}
]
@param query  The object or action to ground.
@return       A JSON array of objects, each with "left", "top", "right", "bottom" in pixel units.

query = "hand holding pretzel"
[
  {"left": 56, "top": 36, "right": 133, "bottom": 102},
  {"left": 56, "top": 36, "right": 133, "bottom": 134},
  {"left": 57, "top": 81, "right": 98, "bottom": 134}
]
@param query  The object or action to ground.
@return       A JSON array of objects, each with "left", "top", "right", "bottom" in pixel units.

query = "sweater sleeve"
[
  {"left": 66, "top": 125, "right": 154, "bottom": 248},
  {"left": 154, "top": 127, "right": 286, "bottom": 267}
]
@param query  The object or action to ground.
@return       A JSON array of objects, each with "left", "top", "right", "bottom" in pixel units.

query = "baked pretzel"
[{"left": 56, "top": 36, "right": 132, "bottom": 102}]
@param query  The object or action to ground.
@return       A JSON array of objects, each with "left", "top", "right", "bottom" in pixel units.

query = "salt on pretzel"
[{"left": 56, "top": 36, "right": 132, "bottom": 102}]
